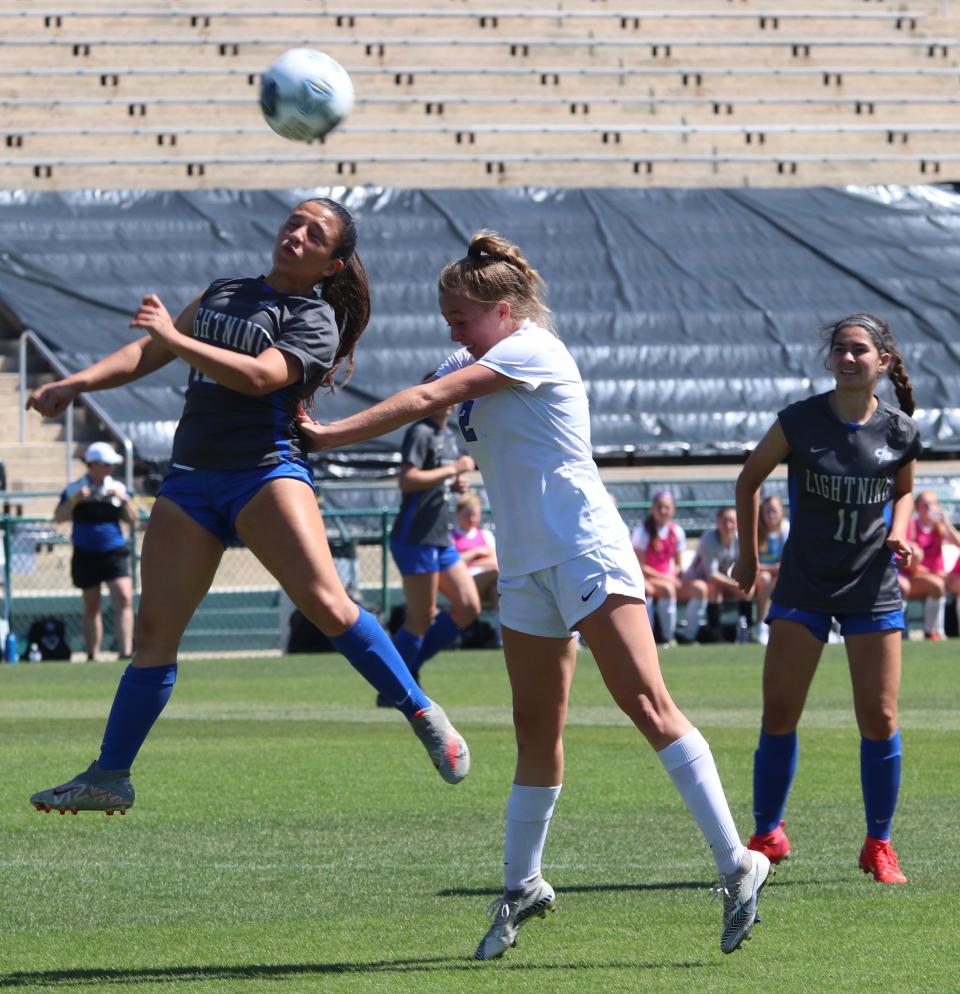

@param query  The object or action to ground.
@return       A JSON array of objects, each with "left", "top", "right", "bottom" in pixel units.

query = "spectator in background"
[
  {"left": 452, "top": 491, "right": 499, "bottom": 607},
  {"left": 901, "top": 490, "right": 960, "bottom": 640},
  {"left": 754, "top": 495, "right": 790, "bottom": 647},
  {"left": 630, "top": 490, "right": 689, "bottom": 646},
  {"left": 54, "top": 441, "right": 136, "bottom": 661},
  {"left": 681, "top": 506, "right": 753, "bottom": 643},
  {"left": 387, "top": 404, "right": 480, "bottom": 704}
]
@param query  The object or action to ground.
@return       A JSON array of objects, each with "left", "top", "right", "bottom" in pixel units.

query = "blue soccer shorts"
[
  {"left": 767, "top": 603, "right": 906, "bottom": 643},
  {"left": 157, "top": 460, "right": 314, "bottom": 547}
]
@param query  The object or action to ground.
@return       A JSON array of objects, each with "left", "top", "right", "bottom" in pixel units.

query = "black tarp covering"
[{"left": 1, "top": 185, "right": 959, "bottom": 468}]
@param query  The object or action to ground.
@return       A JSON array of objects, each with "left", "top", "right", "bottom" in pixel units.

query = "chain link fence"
[{"left": 4, "top": 478, "right": 958, "bottom": 659}]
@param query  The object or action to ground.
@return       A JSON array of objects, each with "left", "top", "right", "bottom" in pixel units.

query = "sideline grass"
[{"left": 1, "top": 642, "right": 957, "bottom": 993}]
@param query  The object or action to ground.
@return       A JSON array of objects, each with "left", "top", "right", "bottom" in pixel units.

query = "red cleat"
[
  {"left": 748, "top": 820, "right": 791, "bottom": 865},
  {"left": 859, "top": 835, "right": 907, "bottom": 884}
]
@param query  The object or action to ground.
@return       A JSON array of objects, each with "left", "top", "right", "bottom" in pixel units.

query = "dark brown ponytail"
[{"left": 302, "top": 197, "right": 371, "bottom": 391}]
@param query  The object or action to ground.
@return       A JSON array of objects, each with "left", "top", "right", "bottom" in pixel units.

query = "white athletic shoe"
[
  {"left": 475, "top": 877, "right": 556, "bottom": 960},
  {"left": 714, "top": 849, "right": 770, "bottom": 954}
]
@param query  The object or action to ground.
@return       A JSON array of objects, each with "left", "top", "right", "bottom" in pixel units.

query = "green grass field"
[{"left": 1, "top": 642, "right": 957, "bottom": 993}]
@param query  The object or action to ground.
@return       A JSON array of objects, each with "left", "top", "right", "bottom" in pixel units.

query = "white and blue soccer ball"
[{"left": 259, "top": 48, "right": 354, "bottom": 142}]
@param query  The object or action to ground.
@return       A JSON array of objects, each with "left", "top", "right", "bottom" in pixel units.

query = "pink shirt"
[
  {"left": 631, "top": 522, "right": 685, "bottom": 576},
  {"left": 908, "top": 517, "right": 945, "bottom": 573}
]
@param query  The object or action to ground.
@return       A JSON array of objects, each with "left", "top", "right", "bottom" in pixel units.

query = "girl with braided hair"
[
  {"left": 27, "top": 198, "right": 470, "bottom": 816},
  {"left": 732, "top": 312, "right": 921, "bottom": 885},
  {"left": 302, "top": 230, "right": 771, "bottom": 960}
]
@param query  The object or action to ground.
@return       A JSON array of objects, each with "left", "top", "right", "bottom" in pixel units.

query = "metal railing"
[{"left": 18, "top": 329, "right": 135, "bottom": 494}]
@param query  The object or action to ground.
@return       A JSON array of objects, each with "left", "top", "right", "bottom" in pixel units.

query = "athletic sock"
[
  {"left": 417, "top": 609, "right": 461, "bottom": 668},
  {"left": 98, "top": 663, "right": 178, "bottom": 771},
  {"left": 861, "top": 730, "right": 902, "bottom": 841},
  {"left": 392, "top": 626, "right": 422, "bottom": 675},
  {"left": 923, "top": 596, "right": 946, "bottom": 637},
  {"left": 503, "top": 783, "right": 562, "bottom": 891},
  {"left": 753, "top": 730, "right": 799, "bottom": 835},
  {"left": 330, "top": 608, "right": 430, "bottom": 719},
  {"left": 683, "top": 597, "right": 703, "bottom": 640},
  {"left": 655, "top": 596, "right": 677, "bottom": 642},
  {"left": 658, "top": 728, "right": 745, "bottom": 877}
]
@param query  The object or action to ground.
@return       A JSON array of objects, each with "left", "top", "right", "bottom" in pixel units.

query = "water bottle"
[
  {"left": 736, "top": 616, "right": 751, "bottom": 644},
  {"left": 27, "top": 642, "right": 42, "bottom": 663},
  {"left": 4, "top": 631, "right": 19, "bottom": 663}
]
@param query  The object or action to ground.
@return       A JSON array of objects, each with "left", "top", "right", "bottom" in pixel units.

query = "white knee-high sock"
[
  {"left": 658, "top": 728, "right": 745, "bottom": 876},
  {"left": 503, "top": 784, "right": 562, "bottom": 891},
  {"left": 924, "top": 596, "right": 946, "bottom": 637},
  {"left": 683, "top": 598, "right": 703, "bottom": 640},
  {"left": 656, "top": 596, "right": 678, "bottom": 642}
]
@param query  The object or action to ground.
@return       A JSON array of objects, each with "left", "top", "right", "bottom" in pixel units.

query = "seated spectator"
[
  {"left": 451, "top": 492, "right": 499, "bottom": 608},
  {"left": 630, "top": 490, "right": 698, "bottom": 646},
  {"left": 681, "top": 506, "right": 754, "bottom": 643},
  {"left": 754, "top": 494, "right": 790, "bottom": 646},
  {"left": 902, "top": 490, "right": 960, "bottom": 640}
]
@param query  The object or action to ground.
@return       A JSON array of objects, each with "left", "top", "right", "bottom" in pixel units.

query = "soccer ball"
[{"left": 259, "top": 48, "right": 354, "bottom": 142}]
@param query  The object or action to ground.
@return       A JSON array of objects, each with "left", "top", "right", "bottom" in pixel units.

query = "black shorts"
[{"left": 71, "top": 546, "right": 130, "bottom": 590}]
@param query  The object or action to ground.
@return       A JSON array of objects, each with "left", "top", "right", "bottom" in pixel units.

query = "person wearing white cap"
[{"left": 53, "top": 441, "right": 136, "bottom": 660}]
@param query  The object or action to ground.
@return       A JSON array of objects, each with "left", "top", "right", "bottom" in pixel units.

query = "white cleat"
[
  {"left": 475, "top": 877, "right": 556, "bottom": 960},
  {"left": 409, "top": 703, "right": 470, "bottom": 784},
  {"left": 715, "top": 849, "right": 771, "bottom": 954}
]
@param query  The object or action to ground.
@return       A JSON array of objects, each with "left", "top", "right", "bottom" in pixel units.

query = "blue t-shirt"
[
  {"left": 170, "top": 277, "right": 339, "bottom": 471},
  {"left": 61, "top": 474, "right": 129, "bottom": 553}
]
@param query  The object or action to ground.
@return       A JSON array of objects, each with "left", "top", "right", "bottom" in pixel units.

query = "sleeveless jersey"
[
  {"left": 907, "top": 517, "right": 945, "bottom": 572},
  {"left": 391, "top": 418, "right": 462, "bottom": 546},
  {"left": 773, "top": 393, "right": 921, "bottom": 614},
  {"left": 631, "top": 521, "right": 685, "bottom": 576},
  {"left": 170, "top": 277, "right": 338, "bottom": 471}
]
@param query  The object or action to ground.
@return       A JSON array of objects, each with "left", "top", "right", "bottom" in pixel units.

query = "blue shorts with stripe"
[
  {"left": 157, "top": 460, "right": 314, "bottom": 547},
  {"left": 767, "top": 602, "right": 905, "bottom": 643}
]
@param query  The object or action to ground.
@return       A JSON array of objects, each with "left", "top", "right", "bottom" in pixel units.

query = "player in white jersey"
[{"left": 301, "top": 230, "right": 771, "bottom": 959}]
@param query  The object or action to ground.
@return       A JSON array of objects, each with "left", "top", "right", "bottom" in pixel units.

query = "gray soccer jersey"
[
  {"left": 170, "top": 277, "right": 338, "bottom": 470},
  {"left": 391, "top": 418, "right": 462, "bottom": 546},
  {"left": 773, "top": 393, "right": 921, "bottom": 614}
]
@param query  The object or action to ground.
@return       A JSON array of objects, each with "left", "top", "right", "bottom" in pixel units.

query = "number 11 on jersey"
[{"left": 834, "top": 507, "right": 859, "bottom": 543}]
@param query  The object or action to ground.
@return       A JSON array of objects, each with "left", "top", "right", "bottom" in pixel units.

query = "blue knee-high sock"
[
  {"left": 98, "top": 663, "right": 178, "bottom": 771},
  {"left": 393, "top": 627, "right": 423, "bottom": 675},
  {"left": 417, "top": 610, "right": 461, "bottom": 669},
  {"left": 331, "top": 608, "right": 430, "bottom": 719},
  {"left": 861, "top": 730, "right": 902, "bottom": 841},
  {"left": 753, "top": 730, "right": 799, "bottom": 835}
]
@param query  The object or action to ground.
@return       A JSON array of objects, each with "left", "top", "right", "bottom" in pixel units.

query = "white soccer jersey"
[{"left": 435, "top": 320, "right": 628, "bottom": 577}]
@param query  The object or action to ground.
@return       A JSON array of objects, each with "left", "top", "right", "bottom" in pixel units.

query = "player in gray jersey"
[
  {"left": 733, "top": 313, "right": 921, "bottom": 886},
  {"left": 25, "top": 199, "right": 470, "bottom": 821}
]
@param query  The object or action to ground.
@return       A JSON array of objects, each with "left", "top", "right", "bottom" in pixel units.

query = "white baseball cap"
[{"left": 84, "top": 441, "right": 123, "bottom": 465}]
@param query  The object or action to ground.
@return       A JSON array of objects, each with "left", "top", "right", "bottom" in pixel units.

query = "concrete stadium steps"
[
  {"left": 2, "top": 37, "right": 955, "bottom": 73},
  {"left": 0, "top": 0, "right": 954, "bottom": 190},
  {"left": 6, "top": 94, "right": 960, "bottom": 129},
  {"left": 4, "top": 122, "right": 959, "bottom": 158}
]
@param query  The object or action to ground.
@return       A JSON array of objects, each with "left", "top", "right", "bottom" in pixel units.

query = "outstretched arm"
[
  {"left": 26, "top": 294, "right": 203, "bottom": 419},
  {"left": 301, "top": 363, "right": 512, "bottom": 452},
  {"left": 732, "top": 420, "right": 790, "bottom": 593}
]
